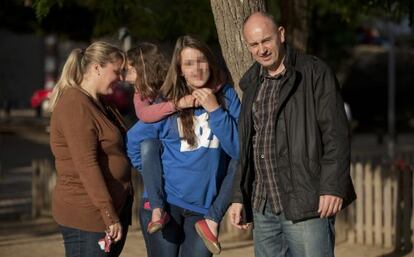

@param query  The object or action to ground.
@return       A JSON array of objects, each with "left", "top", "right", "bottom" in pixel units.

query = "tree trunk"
[
  {"left": 210, "top": 0, "right": 266, "bottom": 98},
  {"left": 210, "top": 0, "right": 266, "bottom": 240},
  {"left": 280, "top": 0, "right": 309, "bottom": 52}
]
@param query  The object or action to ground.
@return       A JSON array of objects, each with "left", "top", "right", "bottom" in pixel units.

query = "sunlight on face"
[
  {"left": 243, "top": 17, "right": 285, "bottom": 74},
  {"left": 97, "top": 59, "right": 123, "bottom": 95},
  {"left": 124, "top": 63, "right": 137, "bottom": 84}
]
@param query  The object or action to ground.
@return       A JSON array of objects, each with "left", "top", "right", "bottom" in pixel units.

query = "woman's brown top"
[{"left": 50, "top": 87, "right": 132, "bottom": 232}]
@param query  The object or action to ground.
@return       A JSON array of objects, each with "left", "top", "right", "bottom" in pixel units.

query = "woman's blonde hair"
[{"left": 49, "top": 41, "right": 125, "bottom": 111}]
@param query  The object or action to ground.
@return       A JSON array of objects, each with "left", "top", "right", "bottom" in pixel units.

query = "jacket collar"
[{"left": 283, "top": 43, "right": 297, "bottom": 70}]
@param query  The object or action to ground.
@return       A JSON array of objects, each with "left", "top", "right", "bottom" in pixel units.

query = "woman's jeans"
[
  {"left": 59, "top": 196, "right": 132, "bottom": 257},
  {"left": 140, "top": 139, "right": 238, "bottom": 223},
  {"left": 139, "top": 202, "right": 212, "bottom": 257},
  {"left": 253, "top": 203, "right": 335, "bottom": 257}
]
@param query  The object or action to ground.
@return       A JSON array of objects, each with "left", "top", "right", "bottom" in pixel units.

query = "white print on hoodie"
[{"left": 177, "top": 112, "right": 219, "bottom": 152}]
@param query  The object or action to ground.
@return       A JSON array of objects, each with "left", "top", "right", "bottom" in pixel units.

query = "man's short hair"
[{"left": 242, "top": 11, "right": 279, "bottom": 29}]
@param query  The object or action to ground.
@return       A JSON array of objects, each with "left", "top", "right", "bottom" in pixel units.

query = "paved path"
[
  {"left": 0, "top": 217, "right": 400, "bottom": 257},
  {"left": 1, "top": 110, "right": 413, "bottom": 257},
  {"left": 0, "top": 217, "right": 253, "bottom": 257}
]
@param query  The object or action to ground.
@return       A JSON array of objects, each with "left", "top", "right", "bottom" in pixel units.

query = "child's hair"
[
  {"left": 160, "top": 35, "right": 225, "bottom": 147},
  {"left": 127, "top": 43, "right": 169, "bottom": 100},
  {"left": 49, "top": 41, "right": 125, "bottom": 111}
]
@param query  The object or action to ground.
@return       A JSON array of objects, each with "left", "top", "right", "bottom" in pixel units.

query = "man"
[{"left": 228, "top": 12, "right": 356, "bottom": 257}]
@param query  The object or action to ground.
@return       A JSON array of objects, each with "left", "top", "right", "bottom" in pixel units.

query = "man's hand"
[
  {"left": 228, "top": 203, "right": 251, "bottom": 229},
  {"left": 318, "top": 195, "right": 343, "bottom": 218}
]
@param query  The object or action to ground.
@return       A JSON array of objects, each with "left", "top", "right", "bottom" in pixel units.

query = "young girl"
[
  {"left": 125, "top": 43, "right": 201, "bottom": 256},
  {"left": 126, "top": 43, "right": 198, "bottom": 124},
  {"left": 127, "top": 35, "right": 240, "bottom": 257}
]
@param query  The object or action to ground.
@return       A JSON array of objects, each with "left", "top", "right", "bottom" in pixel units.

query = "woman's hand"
[
  {"left": 107, "top": 222, "right": 123, "bottom": 242},
  {"left": 176, "top": 95, "right": 200, "bottom": 110},
  {"left": 192, "top": 88, "right": 219, "bottom": 112}
]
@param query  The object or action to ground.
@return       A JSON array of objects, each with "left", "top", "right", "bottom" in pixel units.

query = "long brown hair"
[
  {"left": 160, "top": 35, "right": 225, "bottom": 147},
  {"left": 49, "top": 41, "right": 125, "bottom": 111},
  {"left": 127, "top": 43, "right": 168, "bottom": 100}
]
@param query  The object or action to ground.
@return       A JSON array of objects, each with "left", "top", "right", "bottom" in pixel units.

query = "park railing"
[
  {"left": 31, "top": 153, "right": 414, "bottom": 249},
  {"left": 337, "top": 153, "right": 414, "bottom": 252},
  {"left": 32, "top": 159, "right": 55, "bottom": 218}
]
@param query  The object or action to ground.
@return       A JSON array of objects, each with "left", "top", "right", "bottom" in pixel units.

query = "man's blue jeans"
[
  {"left": 253, "top": 207, "right": 335, "bottom": 257},
  {"left": 139, "top": 201, "right": 212, "bottom": 257},
  {"left": 141, "top": 139, "right": 237, "bottom": 223}
]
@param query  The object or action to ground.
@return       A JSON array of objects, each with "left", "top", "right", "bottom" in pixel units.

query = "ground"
[
  {"left": 0, "top": 109, "right": 412, "bottom": 257},
  {"left": 0, "top": 217, "right": 398, "bottom": 257}
]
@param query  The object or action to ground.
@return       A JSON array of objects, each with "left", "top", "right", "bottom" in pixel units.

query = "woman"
[
  {"left": 49, "top": 41, "right": 133, "bottom": 257},
  {"left": 127, "top": 35, "right": 240, "bottom": 257},
  {"left": 127, "top": 43, "right": 220, "bottom": 236},
  {"left": 125, "top": 43, "right": 198, "bottom": 257}
]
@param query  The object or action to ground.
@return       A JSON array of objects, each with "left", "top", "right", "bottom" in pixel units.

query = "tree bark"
[
  {"left": 210, "top": 0, "right": 266, "bottom": 97},
  {"left": 280, "top": 0, "right": 309, "bottom": 52},
  {"left": 210, "top": 0, "right": 266, "bottom": 240}
]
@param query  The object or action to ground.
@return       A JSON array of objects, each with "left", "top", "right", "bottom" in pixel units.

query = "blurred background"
[{"left": 0, "top": 0, "right": 413, "bottom": 256}]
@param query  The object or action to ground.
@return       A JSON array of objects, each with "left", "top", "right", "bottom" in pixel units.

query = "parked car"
[
  {"left": 30, "top": 88, "right": 52, "bottom": 117},
  {"left": 30, "top": 81, "right": 134, "bottom": 117}
]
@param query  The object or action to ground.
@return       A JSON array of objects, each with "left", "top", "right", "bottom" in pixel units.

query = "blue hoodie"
[{"left": 127, "top": 84, "right": 240, "bottom": 214}]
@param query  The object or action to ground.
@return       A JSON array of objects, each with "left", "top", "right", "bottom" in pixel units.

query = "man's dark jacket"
[{"left": 232, "top": 45, "right": 356, "bottom": 222}]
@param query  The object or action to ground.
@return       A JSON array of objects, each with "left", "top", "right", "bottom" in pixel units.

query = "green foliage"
[
  {"left": 33, "top": 0, "right": 64, "bottom": 20},
  {"left": 123, "top": 0, "right": 216, "bottom": 43},
  {"left": 32, "top": 0, "right": 132, "bottom": 37},
  {"left": 0, "top": 0, "right": 38, "bottom": 33},
  {"left": 310, "top": 0, "right": 412, "bottom": 24},
  {"left": 306, "top": 0, "right": 413, "bottom": 68},
  {"left": 38, "top": 4, "right": 95, "bottom": 40},
  {"left": 4, "top": 0, "right": 411, "bottom": 46},
  {"left": 29, "top": 0, "right": 217, "bottom": 42},
  {"left": 267, "top": 0, "right": 282, "bottom": 23}
]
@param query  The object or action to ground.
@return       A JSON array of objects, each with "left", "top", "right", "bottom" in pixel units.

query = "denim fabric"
[
  {"left": 253, "top": 206, "right": 335, "bottom": 257},
  {"left": 139, "top": 202, "right": 212, "bottom": 257},
  {"left": 59, "top": 224, "right": 128, "bottom": 257},
  {"left": 141, "top": 139, "right": 237, "bottom": 223},
  {"left": 139, "top": 199, "right": 180, "bottom": 257},
  {"left": 141, "top": 139, "right": 165, "bottom": 209},
  {"left": 59, "top": 196, "right": 131, "bottom": 257},
  {"left": 205, "top": 158, "right": 238, "bottom": 222},
  {"left": 139, "top": 201, "right": 154, "bottom": 257}
]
